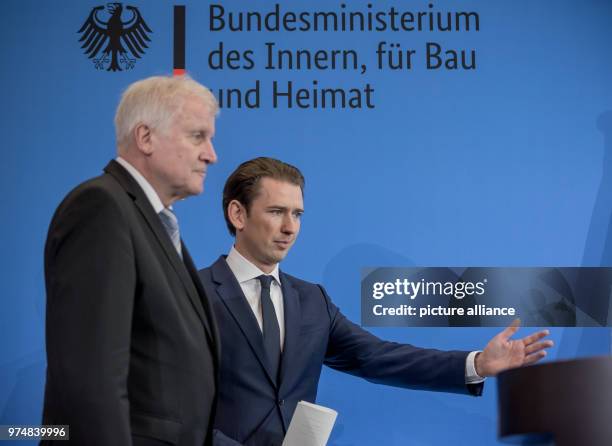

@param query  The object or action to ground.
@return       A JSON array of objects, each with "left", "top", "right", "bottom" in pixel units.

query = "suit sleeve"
[
  {"left": 44, "top": 186, "right": 136, "bottom": 445},
  {"left": 320, "top": 286, "right": 478, "bottom": 395}
]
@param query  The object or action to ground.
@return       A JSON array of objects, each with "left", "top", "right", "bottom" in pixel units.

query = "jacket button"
[{"left": 278, "top": 399, "right": 284, "bottom": 406}]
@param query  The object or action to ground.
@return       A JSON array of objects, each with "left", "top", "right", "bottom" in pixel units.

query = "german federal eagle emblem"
[{"left": 78, "top": 3, "right": 152, "bottom": 72}]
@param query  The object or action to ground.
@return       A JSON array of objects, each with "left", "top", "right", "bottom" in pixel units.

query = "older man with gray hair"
[{"left": 43, "top": 75, "right": 220, "bottom": 446}]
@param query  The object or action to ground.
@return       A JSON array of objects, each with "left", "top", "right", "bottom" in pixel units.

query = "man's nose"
[
  {"left": 281, "top": 215, "right": 299, "bottom": 234},
  {"left": 202, "top": 141, "right": 218, "bottom": 164}
]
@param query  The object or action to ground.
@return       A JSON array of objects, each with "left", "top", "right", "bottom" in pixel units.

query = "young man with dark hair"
[{"left": 199, "top": 157, "right": 552, "bottom": 446}]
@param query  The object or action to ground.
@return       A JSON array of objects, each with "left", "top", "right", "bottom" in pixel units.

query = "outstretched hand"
[{"left": 475, "top": 319, "right": 553, "bottom": 377}]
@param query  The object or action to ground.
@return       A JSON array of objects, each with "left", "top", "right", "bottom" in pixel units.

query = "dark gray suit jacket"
[{"left": 43, "top": 160, "right": 220, "bottom": 445}]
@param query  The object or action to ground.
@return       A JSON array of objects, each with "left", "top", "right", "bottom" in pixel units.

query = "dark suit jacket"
[
  {"left": 199, "top": 257, "right": 480, "bottom": 446},
  {"left": 43, "top": 160, "right": 220, "bottom": 446}
]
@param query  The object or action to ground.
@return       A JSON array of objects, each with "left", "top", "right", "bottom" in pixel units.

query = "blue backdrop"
[{"left": 2, "top": 1, "right": 612, "bottom": 445}]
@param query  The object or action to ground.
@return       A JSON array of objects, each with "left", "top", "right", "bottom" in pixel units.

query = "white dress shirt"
[
  {"left": 115, "top": 157, "right": 165, "bottom": 213},
  {"left": 466, "top": 350, "right": 484, "bottom": 383},
  {"left": 226, "top": 246, "right": 285, "bottom": 351}
]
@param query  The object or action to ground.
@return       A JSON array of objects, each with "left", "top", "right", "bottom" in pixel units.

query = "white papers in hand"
[{"left": 282, "top": 400, "right": 338, "bottom": 446}]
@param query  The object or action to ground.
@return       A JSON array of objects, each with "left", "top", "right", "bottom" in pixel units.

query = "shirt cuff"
[{"left": 465, "top": 350, "right": 485, "bottom": 384}]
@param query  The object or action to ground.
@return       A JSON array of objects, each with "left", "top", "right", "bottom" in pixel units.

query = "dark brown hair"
[{"left": 223, "top": 157, "right": 305, "bottom": 235}]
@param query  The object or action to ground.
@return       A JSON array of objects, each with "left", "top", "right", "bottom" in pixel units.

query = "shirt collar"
[
  {"left": 226, "top": 245, "right": 281, "bottom": 285},
  {"left": 116, "top": 156, "right": 166, "bottom": 214}
]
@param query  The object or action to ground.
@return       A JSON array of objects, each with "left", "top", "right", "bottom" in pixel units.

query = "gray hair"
[{"left": 114, "top": 75, "right": 219, "bottom": 152}]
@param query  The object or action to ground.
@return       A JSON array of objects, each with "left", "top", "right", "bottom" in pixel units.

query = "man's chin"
[
  {"left": 268, "top": 251, "right": 288, "bottom": 265},
  {"left": 188, "top": 183, "right": 205, "bottom": 196}
]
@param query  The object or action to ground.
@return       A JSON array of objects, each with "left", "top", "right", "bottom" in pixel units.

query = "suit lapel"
[
  {"left": 104, "top": 160, "right": 212, "bottom": 342},
  {"left": 211, "top": 257, "right": 278, "bottom": 388},
  {"left": 279, "top": 272, "right": 301, "bottom": 391}
]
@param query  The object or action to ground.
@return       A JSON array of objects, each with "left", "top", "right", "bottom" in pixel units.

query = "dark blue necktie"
[{"left": 258, "top": 275, "right": 281, "bottom": 381}]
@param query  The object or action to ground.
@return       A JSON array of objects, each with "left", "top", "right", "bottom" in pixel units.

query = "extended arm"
[{"left": 321, "top": 286, "right": 472, "bottom": 395}]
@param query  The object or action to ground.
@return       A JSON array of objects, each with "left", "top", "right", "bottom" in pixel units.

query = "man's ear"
[
  {"left": 227, "top": 200, "right": 247, "bottom": 232},
  {"left": 133, "top": 123, "right": 153, "bottom": 156}
]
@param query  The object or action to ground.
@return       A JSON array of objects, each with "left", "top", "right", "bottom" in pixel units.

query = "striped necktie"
[{"left": 158, "top": 208, "right": 182, "bottom": 259}]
